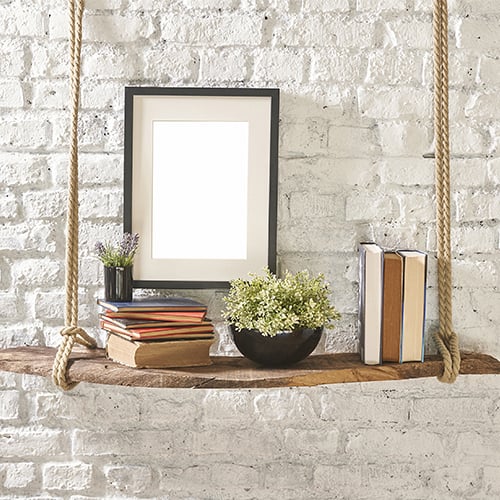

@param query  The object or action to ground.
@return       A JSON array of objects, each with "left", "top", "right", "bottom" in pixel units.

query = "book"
[
  {"left": 100, "top": 319, "right": 214, "bottom": 341},
  {"left": 399, "top": 250, "right": 428, "bottom": 362},
  {"left": 382, "top": 252, "right": 404, "bottom": 362},
  {"left": 100, "top": 314, "right": 213, "bottom": 330},
  {"left": 106, "top": 333, "right": 214, "bottom": 368},
  {"left": 358, "top": 242, "right": 384, "bottom": 365},
  {"left": 103, "top": 310, "right": 207, "bottom": 322},
  {"left": 97, "top": 296, "right": 208, "bottom": 313}
]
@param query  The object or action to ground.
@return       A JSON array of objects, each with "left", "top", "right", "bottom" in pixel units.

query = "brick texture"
[{"left": 0, "top": 1, "right": 499, "bottom": 498}]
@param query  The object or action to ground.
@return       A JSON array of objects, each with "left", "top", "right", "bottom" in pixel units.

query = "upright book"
[
  {"left": 399, "top": 250, "right": 427, "bottom": 362},
  {"left": 382, "top": 252, "right": 404, "bottom": 362},
  {"left": 358, "top": 242, "right": 384, "bottom": 365},
  {"left": 106, "top": 334, "right": 214, "bottom": 368}
]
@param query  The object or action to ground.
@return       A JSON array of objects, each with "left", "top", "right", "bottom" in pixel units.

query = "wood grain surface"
[{"left": 0, "top": 347, "right": 499, "bottom": 389}]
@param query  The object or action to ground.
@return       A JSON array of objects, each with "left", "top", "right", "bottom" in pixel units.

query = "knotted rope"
[
  {"left": 53, "top": 0, "right": 96, "bottom": 391},
  {"left": 432, "top": 0, "right": 460, "bottom": 383}
]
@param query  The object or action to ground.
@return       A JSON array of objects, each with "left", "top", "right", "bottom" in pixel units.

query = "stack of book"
[
  {"left": 358, "top": 242, "right": 428, "bottom": 365},
  {"left": 98, "top": 297, "right": 214, "bottom": 368}
]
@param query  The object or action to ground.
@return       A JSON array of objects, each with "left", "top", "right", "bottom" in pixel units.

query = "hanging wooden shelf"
[{"left": 0, "top": 347, "right": 499, "bottom": 389}]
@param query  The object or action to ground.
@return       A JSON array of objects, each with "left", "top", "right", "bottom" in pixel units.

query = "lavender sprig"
[{"left": 95, "top": 233, "right": 139, "bottom": 267}]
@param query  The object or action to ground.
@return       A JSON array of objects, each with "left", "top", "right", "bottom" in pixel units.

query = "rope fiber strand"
[
  {"left": 52, "top": 0, "right": 96, "bottom": 391},
  {"left": 432, "top": 0, "right": 460, "bottom": 383}
]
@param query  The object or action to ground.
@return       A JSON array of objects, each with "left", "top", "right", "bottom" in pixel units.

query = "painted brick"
[
  {"left": 0, "top": 294, "right": 19, "bottom": 320},
  {"left": 328, "top": 126, "right": 377, "bottom": 158},
  {"left": 0, "top": 153, "right": 50, "bottom": 188},
  {"left": 347, "top": 429, "right": 445, "bottom": 458},
  {"left": 379, "top": 158, "right": 434, "bottom": 186},
  {"left": 182, "top": 0, "right": 239, "bottom": 8},
  {"left": 0, "top": 372, "right": 17, "bottom": 389},
  {"left": 385, "top": 19, "right": 433, "bottom": 49},
  {"left": 367, "top": 49, "right": 423, "bottom": 85},
  {"left": 1, "top": 427, "right": 69, "bottom": 458},
  {"left": 0, "top": 6, "right": 45, "bottom": 37},
  {"left": 359, "top": 0, "right": 406, "bottom": 9},
  {"left": 0, "top": 191, "right": 18, "bottom": 219},
  {"left": 311, "top": 50, "right": 366, "bottom": 83},
  {"left": 79, "top": 188, "right": 122, "bottom": 219},
  {"left": 483, "top": 466, "right": 500, "bottom": 495},
  {"left": 0, "top": 79, "right": 24, "bottom": 108},
  {"left": 281, "top": 119, "right": 328, "bottom": 156},
  {"left": 254, "top": 49, "right": 304, "bottom": 82},
  {"left": 209, "top": 463, "right": 259, "bottom": 487},
  {"left": 289, "top": 191, "right": 344, "bottom": 219},
  {"left": 304, "top": 0, "right": 349, "bottom": 11},
  {"left": 200, "top": 49, "right": 248, "bottom": 81},
  {"left": 358, "top": 87, "right": 432, "bottom": 119},
  {"left": 104, "top": 464, "right": 152, "bottom": 495},
  {"left": 320, "top": 392, "right": 410, "bottom": 423},
  {"left": 0, "top": 116, "right": 50, "bottom": 149},
  {"left": 252, "top": 390, "right": 317, "bottom": 421},
  {"left": 30, "top": 40, "right": 69, "bottom": 78},
  {"left": 0, "top": 390, "right": 20, "bottom": 420},
  {"left": 72, "top": 430, "right": 176, "bottom": 457},
  {"left": 161, "top": 13, "right": 263, "bottom": 46},
  {"left": 43, "top": 462, "right": 93, "bottom": 491},
  {"left": 23, "top": 190, "right": 66, "bottom": 219},
  {"left": 283, "top": 428, "right": 340, "bottom": 456},
  {"left": 12, "top": 258, "right": 62, "bottom": 287},
  {"left": 411, "top": 397, "right": 493, "bottom": 425},
  {"left": 31, "top": 80, "right": 69, "bottom": 110},
  {"left": 0, "top": 38, "right": 25, "bottom": 77},
  {"left": 345, "top": 191, "right": 394, "bottom": 221},
  {"left": 377, "top": 122, "right": 431, "bottom": 157},
  {"left": 479, "top": 55, "right": 500, "bottom": 85},
  {"left": 141, "top": 46, "right": 199, "bottom": 82},
  {"left": 82, "top": 45, "right": 139, "bottom": 79},
  {"left": 0, "top": 462, "right": 36, "bottom": 489},
  {"left": 458, "top": 19, "right": 499, "bottom": 51},
  {"left": 202, "top": 390, "right": 253, "bottom": 422},
  {"left": 263, "top": 463, "right": 311, "bottom": 488}
]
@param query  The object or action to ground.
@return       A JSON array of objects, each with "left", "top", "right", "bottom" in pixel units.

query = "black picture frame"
[{"left": 124, "top": 87, "right": 279, "bottom": 289}]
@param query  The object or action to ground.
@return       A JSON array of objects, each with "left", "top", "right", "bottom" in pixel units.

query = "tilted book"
[
  {"left": 358, "top": 242, "right": 384, "bottom": 365},
  {"left": 103, "top": 310, "right": 207, "bottom": 322},
  {"left": 97, "top": 296, "right": 208, "bottom": 313},
  {"left": 100, "top": 319, "right": 214, "bottom": 341},
  {"left": 101, "top": 314, "right": 213, "bottom": 330},
  {"left": 106, "top": 334, "right": 214, "bottom": 368}
]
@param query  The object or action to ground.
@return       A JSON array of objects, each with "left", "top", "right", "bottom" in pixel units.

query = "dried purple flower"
[{"left": 95, "top": 233, "right": 140, "bottom": 267}]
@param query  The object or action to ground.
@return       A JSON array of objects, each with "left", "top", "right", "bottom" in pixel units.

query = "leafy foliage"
[
  {"left": 95, "top": 232, "right": 139, "bottom": 268},
  {"left": 223, "top": 268, "right": 341, "bottom": 337}
]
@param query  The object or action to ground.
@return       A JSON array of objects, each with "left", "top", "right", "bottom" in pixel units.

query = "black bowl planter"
[{"left": 230, "top": 326, "right": 323, "bottom": 367}]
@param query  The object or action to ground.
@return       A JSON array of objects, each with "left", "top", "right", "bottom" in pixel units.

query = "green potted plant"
[
  {"left": 223, "top": 269, "right": 340, "bottom": 366},
  {"left": 95, "top": 233, "right": 139, "bottom": 302}
]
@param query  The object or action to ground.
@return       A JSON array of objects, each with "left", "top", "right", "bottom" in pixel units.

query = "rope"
[
  {"left": 432, "top": 0, "right": 460, "bottom": 383},
  {"left": 52, "top": 0, "right": 96, "bottom": 391}
]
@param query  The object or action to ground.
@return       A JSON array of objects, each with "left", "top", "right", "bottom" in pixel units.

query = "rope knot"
[
  {"left": 60, "top": 325, "right": 81, "bottom": 337},
  {"left": 60, "top": 325, "right": 97, "bottom": 349}
]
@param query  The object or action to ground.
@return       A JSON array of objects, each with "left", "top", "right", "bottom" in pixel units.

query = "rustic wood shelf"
[{"left": 0, "top": 347, "right": 499, "bottom": 389}]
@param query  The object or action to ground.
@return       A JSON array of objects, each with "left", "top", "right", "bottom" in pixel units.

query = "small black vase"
[
  {"left": 231, "top": 326, "right": 323, "bottom": 367},
  {"left": 104, "top": 266, "right": 133, "bottom": 302}
]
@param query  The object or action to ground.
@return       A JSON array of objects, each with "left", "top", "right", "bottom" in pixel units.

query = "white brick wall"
[{"left": 0, "top": 1, "right": 499, "bottom": 498}]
